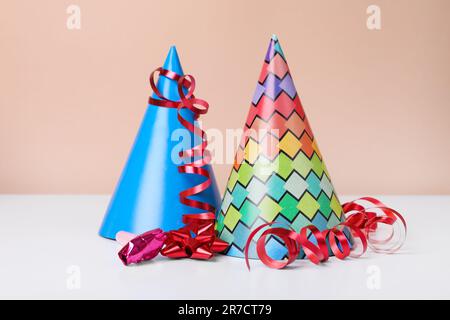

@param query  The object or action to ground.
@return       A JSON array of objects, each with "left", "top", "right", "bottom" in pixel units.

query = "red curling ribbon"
[
  {"left": 244, "top": 197, "right": 407, "bottom": 270},
  {"left": 147, "top": 68, "right": 225, "bottom": 260}
]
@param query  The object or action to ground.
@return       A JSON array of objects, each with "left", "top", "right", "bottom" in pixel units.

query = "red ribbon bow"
[{"left": 161, "top": 213, "right": 228, "bottom": 259}]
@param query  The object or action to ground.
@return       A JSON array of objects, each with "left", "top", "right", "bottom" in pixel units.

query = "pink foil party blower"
[{"left": 118, "top": 229, "right": 167, "bottom": 265}]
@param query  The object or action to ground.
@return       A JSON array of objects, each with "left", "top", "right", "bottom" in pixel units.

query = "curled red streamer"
[
  {"left": 244, "top": 197, "right": 407, "bottom": 270},
  {"left": 148, "top": 68, "right": 224, "bottom": 260}
]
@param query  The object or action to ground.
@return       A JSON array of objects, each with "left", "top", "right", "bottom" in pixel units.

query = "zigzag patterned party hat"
[{"left": 216, "top": 35, "right": 349, "bottom": 259}]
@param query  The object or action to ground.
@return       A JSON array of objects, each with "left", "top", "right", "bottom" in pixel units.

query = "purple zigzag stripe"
[
  {"left": 264, "top": 40, "right": 276, "bottom": 63},
  {"left": 262, "top": 73, "right": 282, "bottom": 100},
  {"left": 252, "top": 83, "right": 265, "bottom": 105},
  {"left": 279, "top": 74, "right": 297, "bottom": 98}
]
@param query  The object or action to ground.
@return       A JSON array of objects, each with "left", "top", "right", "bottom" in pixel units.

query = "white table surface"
[{"left": 0, "top": 195, "right": 449, "bottom": 300}]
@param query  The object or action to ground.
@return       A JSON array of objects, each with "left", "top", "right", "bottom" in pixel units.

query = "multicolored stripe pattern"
[{"left": 216, "top": 36, "right": 348, "bottom": 259}]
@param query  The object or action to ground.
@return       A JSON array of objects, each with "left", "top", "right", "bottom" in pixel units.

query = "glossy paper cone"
[
  {"left": 216, "top": 36, "right": 351, "bottom": 259},
  {"left": 99, "top": 47, "right": 221, "bottom": 239}
]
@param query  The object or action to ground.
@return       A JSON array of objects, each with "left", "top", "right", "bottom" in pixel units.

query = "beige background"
[{"left": 0, "top": 0, "right": 449, "bottom": 195}]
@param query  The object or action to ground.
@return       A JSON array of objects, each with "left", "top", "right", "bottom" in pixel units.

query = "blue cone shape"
[{"left": 99, "top": 46, "right": 221, "bottom": 239}]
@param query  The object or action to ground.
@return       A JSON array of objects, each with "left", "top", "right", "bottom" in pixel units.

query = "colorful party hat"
[
  {"left": 99, "top": 46, "right": 221, "bottom": 239},
  {"left": 216, "top": 35, "right": 350, "bottom": 259}
]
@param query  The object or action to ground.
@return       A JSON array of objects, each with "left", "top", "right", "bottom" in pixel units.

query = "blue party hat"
[{"left": 99, "top": 46, "right": 221, "bottom": 239}]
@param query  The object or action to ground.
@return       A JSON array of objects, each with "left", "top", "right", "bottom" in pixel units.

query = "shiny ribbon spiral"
[
  {"left": 244, "top": 197, "right": 407, "bottom": 270},
  {"left": 149, "top": 68, "right": 215, "bottom": 215},
  {"left": 148, "top": 68, "right": 224, "bottom": 260}
]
